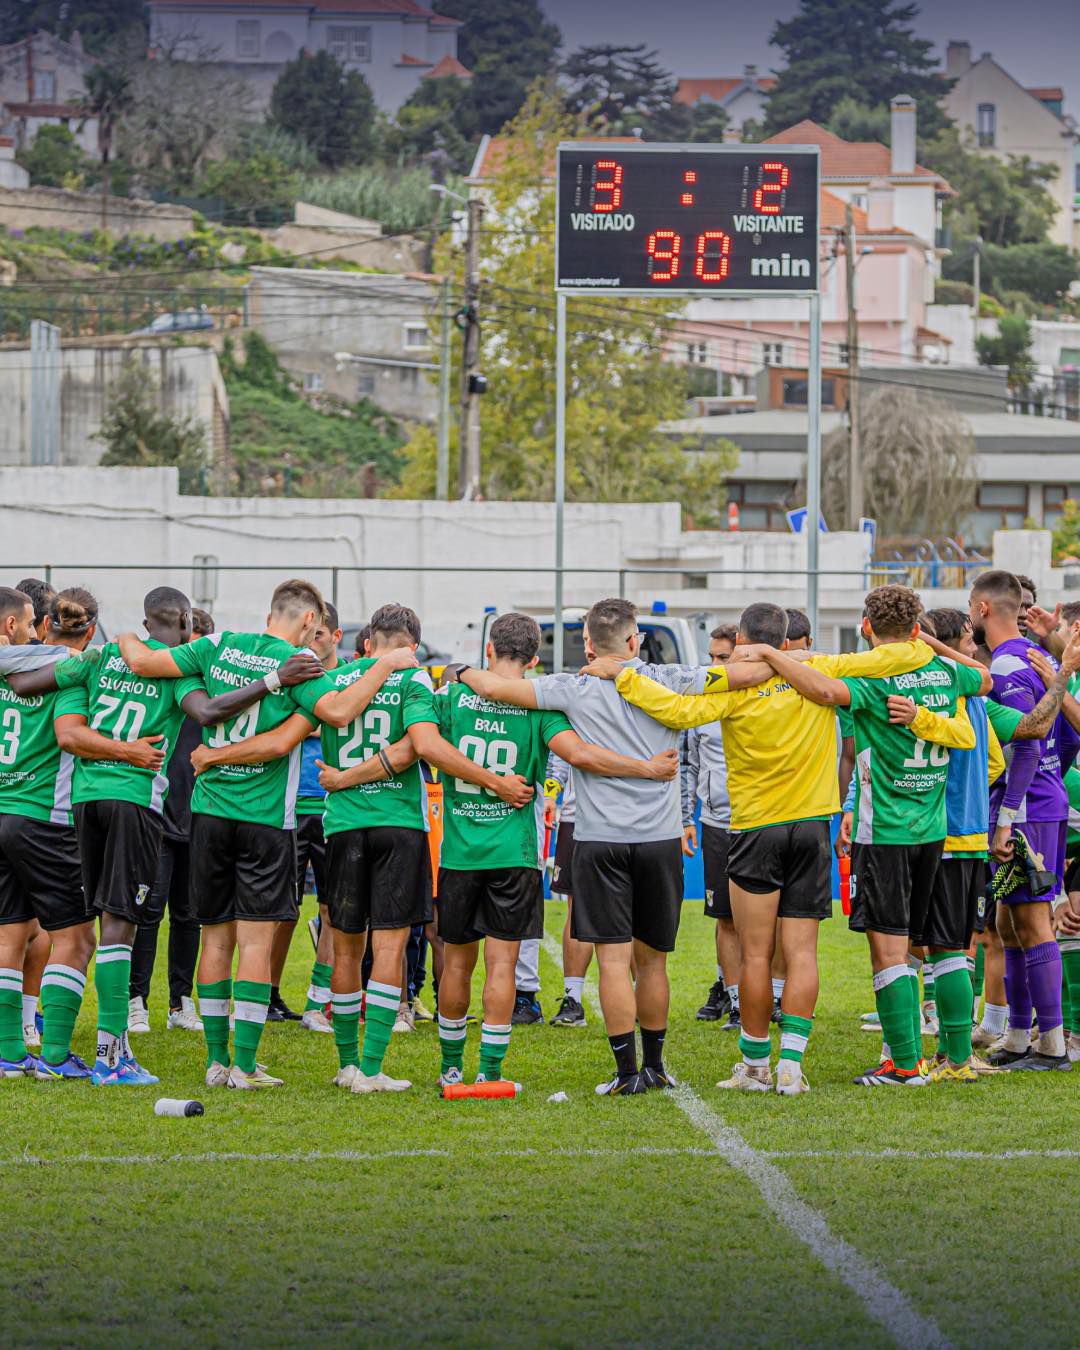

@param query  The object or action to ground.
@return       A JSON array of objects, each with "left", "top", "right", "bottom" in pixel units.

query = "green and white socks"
[
  {"left": 478, "top": 1022, "right": 511, "bottom": 1081},
  {"left": 40, "top": 964, "right": 85, "bottom": 1066},
  {"left": 438, "top": 1012, "right": 468, "bottom": 1074},
  {"left": 779, "top": 1013, "right": 813, "bottom": 1067},
  {"left": 739, "top": 1031, "right": 771, "bottom": 1070},
  {"left": 305, "top": 960, "right": 333, "bottom": 1014},
  {"left": 95, "top": 943, "right": 132, "bottom": 1066},
  {"left": 232, "top": 980, "right": 271, "bottom": 1074},
  {"left": 873, "top": 964, "right": 920, "bottom": 1072},
  {"left": 930, "top": 952, "right": 973, "bottom": 1065},
  {"left": 0, "top": 967, "right": 25, "bottom": 1062},
  {"left": 360, "top": 980, "right": 400, "bottom": 1077},
  {"left": 198, "top": 977, "right": 232, "bottom": 1068},
  {"left": 331, "top": 988, "right": 362, "bottom": 1070}
]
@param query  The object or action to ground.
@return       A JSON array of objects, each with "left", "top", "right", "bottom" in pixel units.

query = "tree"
[
  {"left": 924, "top": 129, "right": 1059, "bottom": 246},
  {"left": 15, "top": 124, "right": 87, "bottom": 188},
  {"left": 825, "top": 97, "right": 891, "bottom": 143},
  {"left": 816, "top": 386, "right": 976, "bottom": 537},
  {"left": 96, "top": 356, "right": 208, "bottom": 493},
  {"left": 384, "top": 77, "right": 473, "bottom": 173},
  {"left": 0, "top": 0, "right": 144, "bottom": 52},
  {"left": 270, "top": 52, "right": 375, "bottom": 169},
  {"left": 976, "top": 314, "right": 1036, "bottom": 391},
  {"left": 79, "top": 57, "right": 135, "bottom": 228},
  {"left": 1051, "top": 498, "right": 1080, "bottom": 564},
  {"left": 763, "top": 0, "right": 950, "bottom": 137},
  {"left": 562, "top": 44, "right": 678, "bottom": 136},
  {"left": 391, "top": 86, "right": 738, "bottom": 522},
  {"left": 432, "top": 0, "right": 561, "bottom": 137}
]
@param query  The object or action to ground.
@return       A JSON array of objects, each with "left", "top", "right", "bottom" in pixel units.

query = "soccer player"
[
  {"left": 13, "top": 586, "right": 322, "bottom": 1085},
  {"left": 600, "top": 598, "right": 954, "bottom": 1093},
  {"left": 433, "top": 613, "right": 679, "bottom": 1087},
  {"left": 15, "top": 578, "right": 55, "bottom": 643},
  {"left": 128, "top": 605, "right": 216, "bottom": 1035},
  {"left": 751, "top": 587, "right": 989, "bottom": 1086},
  {"left": 681, "top": 624, "right": 738, "bottom": 1026},
  {"left": 267, "top": 602, "right": 344, "bottom": 1031},
  {"left": 117, "top": 580, "right": 366, "bottom": 1089},
  {"left": 546, "top": 756, "right": 593, "bottom": 1028},
  {"left": 194, "top": 602, "right": 535, "bottom": 1093},
  {"left": 972, "top": 571, "right": 1078, "bottom": 1071},
  {"left": 452, "top": 598, "right": 710, "bottom": 1097},
  {"left": 0, "top": 587, "right": 168, "bottom": 1080}
]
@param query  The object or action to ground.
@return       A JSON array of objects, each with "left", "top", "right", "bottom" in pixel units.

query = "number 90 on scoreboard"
[{"left": 555, "top": 142, "right": 820, "bottom": 295}]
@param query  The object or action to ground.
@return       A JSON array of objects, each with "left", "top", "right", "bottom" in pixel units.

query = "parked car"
[{"left": 131, "top": 308, "right": 214, "bottom": 336}]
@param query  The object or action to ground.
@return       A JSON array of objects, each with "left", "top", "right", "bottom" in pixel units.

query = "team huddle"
[{"left": 2, "top": 569, "right": 1079, "bottom": 1097}]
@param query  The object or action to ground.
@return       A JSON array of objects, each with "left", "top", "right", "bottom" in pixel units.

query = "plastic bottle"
[
  {"left": 442, "top": 1080, "right": 522, "bottom": 1100},
  {"left": 838, "top": 853, "right": 851, "bottom": 915},
  {"left": 154, "top": 1098, "right": 205, "bottom": 1117}
]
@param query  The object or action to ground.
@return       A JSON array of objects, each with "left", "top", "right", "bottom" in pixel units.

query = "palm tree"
[{"left": 79, "top": 62, "right": 135, "bottom": 229}]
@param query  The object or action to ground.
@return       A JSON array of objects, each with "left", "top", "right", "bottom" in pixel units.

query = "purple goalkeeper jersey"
[{"left": 989, "top": 638, "right": 1069, "bottom": 822}]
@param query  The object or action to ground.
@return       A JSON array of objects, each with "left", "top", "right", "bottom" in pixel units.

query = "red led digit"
[
  {"left": 694, "top": 230, "right": 731, "bottom": 282},
  {"left": 647, "top": 230, "right": 682, "bottom": 281},
  {"left": 592, "top": 160, "right": 624, "bottom": 213},
  {"left": 681, "top": 170, "right": 696, "bottom": 206},
  {"left": 753, "top": 161, "right": 790, "bottom": 214}
]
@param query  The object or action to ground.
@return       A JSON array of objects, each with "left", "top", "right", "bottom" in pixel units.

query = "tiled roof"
[
  {"left": 423, "top": 54, "right": 472, "bottom": 79},
  {"left": 820, "top": 189, "right": 867, "bottom": 231},
  {"left": 674, "top": 75, "right": 775, "bottom": 106},
  {"left": 3, "top": 101, "right": 87, "bottom": 118},
  {"left": 1027, "top": 86, "right": 1063, "bottom": 101},
  {"left": 398, "top": 53, "right": 431, "bottom": 66},
  {"left": 764, "top": 120, "right": 947, "bottom": 186}
]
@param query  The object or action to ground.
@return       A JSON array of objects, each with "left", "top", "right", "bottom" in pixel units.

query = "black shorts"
[
  {"left": 551, "top": 821, "right": 575, "bottom": 896},
  {"left": 437, "top": 867, "right": 543, "bottom": 944},
  {"left": 849, "top": 840, "right": 943, "bottom": 937},
  {"left": 980, "top": 893, "right": 997, "bottom": 935},
  {"left": 189, "top": 812, "right": 298, "bottom": 925},
  {"left": 701, "top": 823, "right": 731, "bottom": 919},
  {"left": 0, "top": 813, "right": 87, "bottom": 931},
  {"left": 296, "top": 813, "right": 327, "bottom": 903},
  {"left": 571, "top": 837, "right": 683, "bottom": 952},
  {"left": 727, "top": 820, "right": 832, "bottom": 920},
  {"left": 1064, "top": 854, "right": 1080, "bottom": 896},
  {"left": 325, "top": 826, "right": 433, "bottom": 934},
  {"left": 74, "top": 799, "right": 162, "bottom": 924},
  {"left": 922, "top": 857, "right": 986, "bottom": 949}
]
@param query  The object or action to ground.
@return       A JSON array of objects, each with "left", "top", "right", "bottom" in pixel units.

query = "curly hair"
[{"left": 863, "top": 584, "right": 922, "bottom": 639}]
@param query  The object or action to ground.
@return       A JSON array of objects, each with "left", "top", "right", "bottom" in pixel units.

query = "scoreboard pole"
[
  {"left": 554, "top": 291, "right": 567, "bottom": 675},
  {"left": 806, "top": 291, "right": 822, "bottom": 641}
]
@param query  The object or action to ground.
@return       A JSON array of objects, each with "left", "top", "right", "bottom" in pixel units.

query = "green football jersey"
[
  {"left": 293, "top": 657, "right": 437, "bottom": 836},
  {"left": 171, "top": 631, "right": 317, "bottom": 830},
  {"left": 54, "top": 640, "right": 200, "bottom": 815},
  {"left": 0, "top": 674, "right": 87, "bottom": 824},
  {"left": 843, "top": 657, "right": 983, "bottom": 845},
  {"left": 434, "top": 683, "right": 573, "bottom": 872},
  {"left": 986, "top": 698, "right": 1024, "bottom": 745}
]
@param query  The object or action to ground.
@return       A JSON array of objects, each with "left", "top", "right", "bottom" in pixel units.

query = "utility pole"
[
  {"left": 458, "top": 196, "right": 483, "bottom": 499},
  {"left": 844, "top": 201, "right": 862, "bottom": 531},
  {"left": 972, "top": 234, "right": 983, "bottom": 332},
  {"left": 436, "top": 275, "right": 451, "bottom": 500}
]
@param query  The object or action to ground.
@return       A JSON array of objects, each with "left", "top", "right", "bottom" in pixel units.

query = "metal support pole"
[
  {"left": 436, "top": 275, "right": 451, "bottom": 501},
  {"left": 806, "top": 292, "right": 822, "bottom": 642},
  {"left": 553, "top": 292, "right": 567, "bottom": 674},
  {"left": 844, "top": 202, "right": 862, "bottom": 530},
  {"left": 458, "top": 197, "right": 483, "bottom": 499}
]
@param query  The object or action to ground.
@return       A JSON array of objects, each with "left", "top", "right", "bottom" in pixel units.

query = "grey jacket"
[{"left": 680, "top": 722, "right": 730, "bottom": 830}]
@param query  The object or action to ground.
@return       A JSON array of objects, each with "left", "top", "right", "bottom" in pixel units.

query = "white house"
[
  {"left": 944, "top": 40, "right": 1078, "bottom": 250},
  {"left": 147, "top": 0, "right": 470, "bottom": 113},
  {"left": 673, "top": 67, "right": 775, "bottom": 135},
  {"left": 0, "top": 30, "right": 99, "bottom": 154}
]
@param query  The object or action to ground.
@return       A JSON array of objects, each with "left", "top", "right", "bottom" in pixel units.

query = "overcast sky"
[{"left": 540, "top": 0, "right": 1080, "bottom": 119}]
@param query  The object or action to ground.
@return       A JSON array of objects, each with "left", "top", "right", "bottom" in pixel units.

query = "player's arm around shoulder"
[
  {"left": 609, "top": 665, "right": 733, "bottom": 729},
  {"left": 117, "top": 631, "right": 186, "bottom": 678},
  {"left": 190, "top": 711, "right": 312, "bottom": 776},
  {"left": 407, "top": 715, "right": 534, "bottom": 806},
  {"left": 546, "top": 727, "right": 678, "bottom": 781},
  {"left": 752, "top": 647, "right": 850, "bottom": 706},
  {"left": 313, "top": 648, "right": 418, "bottom": 728},
  {"left": 902, "top": 696, "right": 977, "bottom": 750},
  {"left": 455, "top": 664, "right": 540, "bottom": 709}
]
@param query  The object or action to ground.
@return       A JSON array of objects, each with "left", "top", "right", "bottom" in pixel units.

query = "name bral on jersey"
[{"left": 570, "top": 212, "right": 635, "bottom": 231}]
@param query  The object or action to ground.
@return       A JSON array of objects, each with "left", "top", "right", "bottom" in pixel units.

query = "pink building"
[{"left": 678, "top": 99, "right": 954, "bottom": 390}]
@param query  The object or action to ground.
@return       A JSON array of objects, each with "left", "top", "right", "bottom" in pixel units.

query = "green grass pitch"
[{"left": 4, "top": 901, "right": 1078, "bottom": 1348}]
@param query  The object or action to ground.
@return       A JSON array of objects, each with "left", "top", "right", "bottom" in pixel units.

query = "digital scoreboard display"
[{"left": 555, "top": 143, "right": 820, "bottom": 295}]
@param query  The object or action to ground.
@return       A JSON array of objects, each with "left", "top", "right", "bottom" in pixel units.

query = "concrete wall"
[
  {"left": 266, "top": 223, "right": 423, "bottom": 272},
  {"left": 247, "top": 267, "right": 437, "bottom": 422},
  {"left": 0, "top": 185, "right": 195, "bottom": 241},
  {"left": 0, "top": 342, "right": 227, "bottom": 467}
]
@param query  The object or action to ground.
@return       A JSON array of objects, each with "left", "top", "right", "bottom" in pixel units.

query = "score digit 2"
[
  {"left": 648, "top": 229, "right": 731, "bottom": 284},
  {"left": 753, "top": 161, "right": 790, "bottom": 215}
]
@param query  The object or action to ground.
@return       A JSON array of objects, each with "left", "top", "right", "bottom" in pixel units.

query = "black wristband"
[{"left": 378, "top": 748, "right": 393, "bottom": 777}]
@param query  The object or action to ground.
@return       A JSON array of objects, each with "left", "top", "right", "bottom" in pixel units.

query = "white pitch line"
[
  {"left": 541, "top": 930, "right": 948, "bottom": 1349},
  {"left": 764, "top": 1147, "right": 1080, "bottom": 1162},
  {"left": 0, "top": 1145, "right": 714, "bottom": 1169}
]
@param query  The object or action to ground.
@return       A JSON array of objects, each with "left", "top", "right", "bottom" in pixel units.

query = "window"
[
  {"left": 357, "top": 373, "right": 376, "bottom": 396},
  {"left": 328, "top": 25, "right": 371, "bottom": 62},
  {"left": 976, "top": 103, "right": 996, "bottom": 147},
  {"left": 35, "top": 70, "right": 56, "bottom": 101},
  {"left": 403, "top": 323, "right": 429, "bottom": 350},
  {"left": 837, "top": 342, "right": 850, "bottom": 366},
  {"left": 685, "top": 342, "right": 707, "bottom": 364},
  {"left": 978, "top": 481, "right": 1027, "bottom": 530},
  {"left": 236, "top": 20, "right": 260, "bottom": 57},
  {"left": 782, "top": 377, "right": 836, "bottom": 407},
  {"left": 760, "top": 342, "right": 784, "bottom": 367},
  {"left": 303, "top": 372, "right": 323, "bottom": 393}
]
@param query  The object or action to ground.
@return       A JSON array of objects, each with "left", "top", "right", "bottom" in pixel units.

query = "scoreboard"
[{"left": 555, "top": 143, "right": 820, "bottom": 295}]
